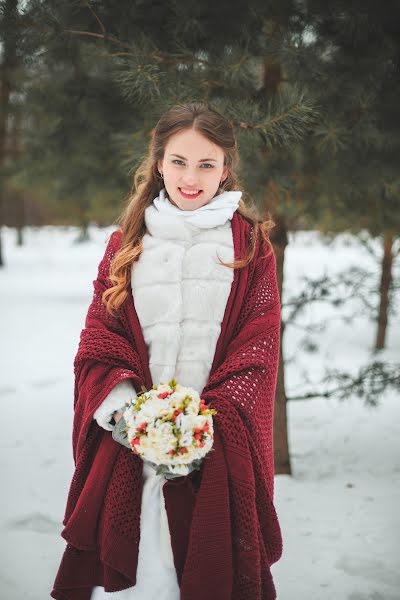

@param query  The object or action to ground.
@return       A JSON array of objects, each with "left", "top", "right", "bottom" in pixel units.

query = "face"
[{"left": 157, "top": 128, "right": 228, "bottom": 211}]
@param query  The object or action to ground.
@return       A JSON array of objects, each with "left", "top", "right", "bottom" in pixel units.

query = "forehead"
[{"left": 164, "top": 128, "right": 223, "bottom": 160}]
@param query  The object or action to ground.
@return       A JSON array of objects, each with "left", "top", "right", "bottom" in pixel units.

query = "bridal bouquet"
[{"left": 116, "top": 378, "right": 217, "bottom": 478}]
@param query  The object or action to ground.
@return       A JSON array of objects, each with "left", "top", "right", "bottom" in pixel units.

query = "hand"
[
  {"left": 113, "top": 410, "right": 124, "bottom": 424},
  {"left": 111, "top": 415, "right": 131, "bottom": 449}
]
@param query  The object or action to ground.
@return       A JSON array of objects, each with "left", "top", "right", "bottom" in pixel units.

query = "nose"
[{"left": 181, "top": 168, "right": 199, "bottom": 186}]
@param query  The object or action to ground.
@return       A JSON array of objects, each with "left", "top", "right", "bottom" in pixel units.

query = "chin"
[{"left": 169, "top": 196, "right": 207, "bottom": 210}]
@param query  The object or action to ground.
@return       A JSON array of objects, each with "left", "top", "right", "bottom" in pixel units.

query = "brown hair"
[{"left": 103, "top": 102, "right": 274, "bottom": 314}]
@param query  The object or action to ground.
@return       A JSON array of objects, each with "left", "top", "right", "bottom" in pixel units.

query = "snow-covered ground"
[{"left": 0, "top": 226, "right": 398, "bottom": 600}]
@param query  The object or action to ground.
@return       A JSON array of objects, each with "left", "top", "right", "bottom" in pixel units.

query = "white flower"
[
  {"left": 139, "top": 398, "right": 166, "bottom": 420},
  {"left": 123, "top": 405, "right": 136, "bottom": 426},
  {"left": 179, "top": 413, "right": 207, "bottom": 432},
  {"left": 185, "top": 400, "right": 200, "bottom": 416},
  {"left": 156, "top": 421, "right": 174, "bottom": 434},
  {"left": 169, "top": 396, "right": 184, "bottom": 410},
  {"left": 176, "top": 384, "right": 199, "bottom": 400},
  {"left": 179, "top": 430, "right": 194, "bottom": 448}
]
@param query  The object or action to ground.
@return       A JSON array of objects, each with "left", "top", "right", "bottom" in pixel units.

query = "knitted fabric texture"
[{"left": 51, "top": 211, "right": 283, "bottom": 600}]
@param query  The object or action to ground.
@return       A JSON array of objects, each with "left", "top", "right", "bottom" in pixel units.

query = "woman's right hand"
[
  {"left": 111, "top": 414, "right": 131, "bottom": 449},
  {"left": 113, "top": 410, "right": 124, "bottom": 423}
]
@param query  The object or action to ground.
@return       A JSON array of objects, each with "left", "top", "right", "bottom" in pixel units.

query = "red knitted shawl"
[{"left": 51, "top": 210, "right": 283, "bottom": 600}]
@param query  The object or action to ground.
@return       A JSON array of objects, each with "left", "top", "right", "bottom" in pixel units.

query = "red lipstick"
[{"left": 179, "top": 188, "right": 202, "bottom": 200}]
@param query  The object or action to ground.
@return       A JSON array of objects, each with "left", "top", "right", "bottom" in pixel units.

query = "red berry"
[{"left": 199, "top": 442, "right": 205, "bottom": 448}]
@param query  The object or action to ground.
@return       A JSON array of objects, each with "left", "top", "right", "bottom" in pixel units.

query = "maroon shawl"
[{"left": 51, "top": 211, "right": 283, "bottom": 600}]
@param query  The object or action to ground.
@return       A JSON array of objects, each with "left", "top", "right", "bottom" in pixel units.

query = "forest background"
[{"left": 0, "top": 1, "right": 399, "bottom": 598}]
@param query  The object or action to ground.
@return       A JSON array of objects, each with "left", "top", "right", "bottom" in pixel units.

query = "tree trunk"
[
  {"left": 270, "top": 215, "right": 291, "bottom": 475},
  {"left": 16, "top": 204, "right": 24, "bottom": 245},
  {"left": 0, "top": 0, "right": 19, "bottom": 267},
  {"left": 0, "top": 203, "right": 4, "bottom": 266},
  {"left": 16, "top": 192, "right": 25, "bottom": 247},
  {"left": 261, "top": 57, "right": 292, "bottom": 474},
  {"left": 13, "top": 109, "right": 24, "bottom": 246},
  {"left": 75, "top": 220, "right": 90, "bottom": 243},
  {"left": 375, "top": 232, "right": 393, "bottom": 350}
]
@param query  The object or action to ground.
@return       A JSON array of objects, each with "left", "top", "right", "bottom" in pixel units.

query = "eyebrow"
[{"left": 169, "top": 153, "right": 217, "bottom": 162}]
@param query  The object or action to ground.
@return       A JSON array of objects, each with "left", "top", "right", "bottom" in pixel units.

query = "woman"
[{"left": 51, "top": 102, "right": 283, "bottom": 600}]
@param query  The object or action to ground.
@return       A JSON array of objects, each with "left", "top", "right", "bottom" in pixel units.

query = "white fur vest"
[{"left": 94, "top": 191, "right": 239, "bottom": 429}]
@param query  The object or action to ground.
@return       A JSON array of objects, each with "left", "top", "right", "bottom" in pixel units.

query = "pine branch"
[
  {"left": 63, "top": 16, "right": 209, "bottom": 68},
  {"left": 228, "top": 87, "right": 319, "bottom": 148},
  {"left": 287, "top": 360, "right": 400, "bottom": 405},
  {"left": 63, "top": 27, "right": 131, "bottom": 48},
  {"left": 83, "top": 0, "right": 105, "bottom": 35},
  {"left": 283, "top": 265, "right": 378, "bottom": 324}
]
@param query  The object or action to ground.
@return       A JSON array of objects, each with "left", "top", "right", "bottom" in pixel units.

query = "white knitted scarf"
[{"left": 152, "top": 187, "right": 242, "bottom": 229}]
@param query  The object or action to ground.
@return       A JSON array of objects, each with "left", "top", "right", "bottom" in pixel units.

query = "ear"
[
  {"left": 157, "top": 159, "right": 163, "bottom": 175},
  {"left": 221, "top": 165, "right": 228, "bottom": 182}
]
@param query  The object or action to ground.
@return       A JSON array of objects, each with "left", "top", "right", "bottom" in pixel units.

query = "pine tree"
[
  {"left": 243, "top": 5, "right": 400, "bottom": 462},
  {"left": 292, "top": 1, "right": 400, "bottom": 350},
  {"left": 12, "top": 0, "right": 140, "bottom": 238}
]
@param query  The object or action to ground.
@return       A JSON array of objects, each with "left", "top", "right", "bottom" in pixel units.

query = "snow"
[{"left": 0, "top": 226, "right": 399, "bottom": 600}]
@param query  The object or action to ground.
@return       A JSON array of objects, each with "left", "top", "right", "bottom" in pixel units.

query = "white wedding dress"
[
  {"left": 91, "top": 463, "right": 179, "bottom": 600},
  {"left": 90, "top": 188, "right": 240, "bottom": 598}
]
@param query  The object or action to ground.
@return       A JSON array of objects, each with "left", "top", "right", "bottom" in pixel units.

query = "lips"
[{"left": 178, "top": 188, "right": 202, "bottom": 200}]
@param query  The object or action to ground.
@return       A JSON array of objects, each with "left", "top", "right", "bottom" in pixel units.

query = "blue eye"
[
  {"left": 172, "top": 159, "right": 184, "bottom": 166},
  {"left": 200, "top": 163, "right": 214, "bottom": 169}
]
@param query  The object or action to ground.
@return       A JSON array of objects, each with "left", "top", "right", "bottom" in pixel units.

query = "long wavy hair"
[{"left": 103, "top": 102, "right": 274, "bottom": 314}]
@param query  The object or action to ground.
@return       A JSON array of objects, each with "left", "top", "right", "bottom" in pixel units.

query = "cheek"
[
  {"left": 204, "top": 168, "right": 222, "bottom": 181},
  {"left": 165, "top": 163, "right": 180, "bottom": 175}
]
